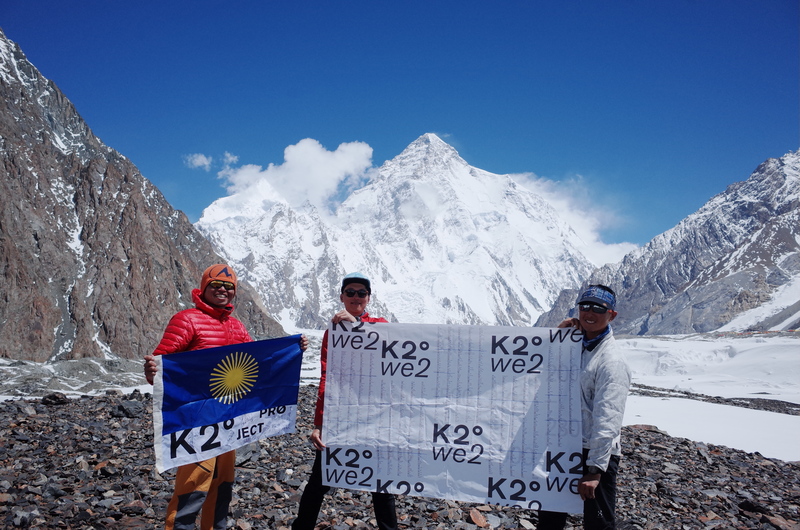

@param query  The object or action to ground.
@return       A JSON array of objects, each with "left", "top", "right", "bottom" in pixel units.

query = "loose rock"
[{"left": 0, "top": 387, "right": 797, "bottom": 529}]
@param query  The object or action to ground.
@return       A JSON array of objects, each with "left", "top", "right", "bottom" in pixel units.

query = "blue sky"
[{"left": 2, "top": 1, "right": 797, "bottom": 256}]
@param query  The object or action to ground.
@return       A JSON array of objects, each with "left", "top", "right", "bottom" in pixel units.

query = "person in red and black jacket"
[
  {"left": 143, "top": 264, "right": 306, "bottom": 530},
  {"left": 291, "top": 272, "right": 397, "bottom": 530}
]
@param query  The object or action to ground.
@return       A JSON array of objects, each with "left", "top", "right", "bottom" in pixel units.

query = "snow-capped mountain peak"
[
  {"left": 379, "top": 133, "right": 466, "bottom": 178},
  {"left": 198, "top": 134, "right": 596, "bottom": 330}
]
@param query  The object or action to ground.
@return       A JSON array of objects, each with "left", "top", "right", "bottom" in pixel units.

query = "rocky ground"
[{"left": 0, "top": 386, "right": 798, "bottom": 530}]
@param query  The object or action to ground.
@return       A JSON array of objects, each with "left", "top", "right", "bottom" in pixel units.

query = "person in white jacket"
[{"left": 539, "top": 284, "right": 631, "bottom": 530}]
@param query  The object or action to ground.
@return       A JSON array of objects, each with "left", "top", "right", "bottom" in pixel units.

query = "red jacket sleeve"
[
  {"left": 312, "top": 329, "right": 329, "bottom": 426},
  {"left": 152, "top": 310, "right": 195, "bottom": 355}
]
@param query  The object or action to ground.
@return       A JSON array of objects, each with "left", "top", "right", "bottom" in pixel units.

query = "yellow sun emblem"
[{"left": 209, "top": 351, "right": 259, "bottom": 404}]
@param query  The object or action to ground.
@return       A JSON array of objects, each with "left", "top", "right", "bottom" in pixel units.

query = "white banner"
[{"left": 322, "top": 321, "right": 585, "bottom": 513}]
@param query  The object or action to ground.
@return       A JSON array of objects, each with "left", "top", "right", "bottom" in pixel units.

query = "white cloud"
[
  {"left": 184, "top": 153, "right": 213, "bottom": 171},
  {"left": 510, "top": 172, "right": 638, "bottom": 267},
  {"left": 223, "top": 152, "right": 238, "bottom": 165},
  {"left": 216, "top": 138, "right": 374, "bottom": 213}
]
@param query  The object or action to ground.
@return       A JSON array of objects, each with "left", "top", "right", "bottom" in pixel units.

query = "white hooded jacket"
[{"left": 580, "top": 328, "right": 631, "bottom": 471}]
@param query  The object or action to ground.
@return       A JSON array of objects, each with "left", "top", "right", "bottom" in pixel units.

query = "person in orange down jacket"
[{"left": 143, "top": 263, "right": 307, "bottom": 530}]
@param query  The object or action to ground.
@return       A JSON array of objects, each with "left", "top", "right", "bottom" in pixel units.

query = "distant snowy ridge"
[
  {"left": 197, "top": 133, "right": 596, "bottom": 330},
  {"left": 199, "top": 137, "right": 800, "bottom": 335},
  {"left": 539, "top": 150, "right": 800, "bottom": 334}
]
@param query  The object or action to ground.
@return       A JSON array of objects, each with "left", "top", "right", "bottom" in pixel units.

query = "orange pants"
[{"left": 165, "top": 451, "right": 235, "bottom": 530}]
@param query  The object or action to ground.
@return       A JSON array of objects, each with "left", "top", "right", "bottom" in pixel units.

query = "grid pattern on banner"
[{"left": 323, "top": 322, "right": 582, "bottom": 506}]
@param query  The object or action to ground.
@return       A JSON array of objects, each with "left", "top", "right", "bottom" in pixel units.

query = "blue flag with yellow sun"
[{"left": 152, "top": 335, "right": 303, "bottom": 472}]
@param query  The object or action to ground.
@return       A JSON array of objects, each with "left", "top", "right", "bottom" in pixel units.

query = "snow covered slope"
[{"left": 197, "top": 134, "right": 595, "bottom": 329}]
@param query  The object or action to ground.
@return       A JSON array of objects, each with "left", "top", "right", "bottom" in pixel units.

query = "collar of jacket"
[
  {"left": 191, "top": 288, "right": 234, "bottom": 320},
  {"left": 582, "top": 325, "right": 611, "bottom": 352}
]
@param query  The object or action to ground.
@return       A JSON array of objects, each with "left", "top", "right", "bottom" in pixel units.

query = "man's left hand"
[
  {"left": 578, "top": 473, "right": 601, "bottom": 500},
  {"left": 331, "top": 310, "right": 357, "bottom": 324}
]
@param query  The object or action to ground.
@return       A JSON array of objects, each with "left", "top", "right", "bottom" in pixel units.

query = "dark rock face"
[
  {"left": 0, "top": 386, "right": 797, "bottom": 529},
  {"left": 0, "top": 30, "right": 283, "bottom": 362}
]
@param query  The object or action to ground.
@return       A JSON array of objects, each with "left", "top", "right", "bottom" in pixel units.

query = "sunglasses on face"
[
  {"left": 208, "top": 280, "right": 235, "bottom": 291},
  {"left": 344, "top": 289, "right": 369, "bottom": 298},
  {"left": 578, "top": 303, "right": 608, "bottom": 314}
]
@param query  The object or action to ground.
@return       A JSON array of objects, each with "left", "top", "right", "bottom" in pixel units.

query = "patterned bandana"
[
  {"left": 577, "top": 285, "right": 616, "bottom": 310},
  {"left": 583, "top": 326, "right": 611, "bottom": 351}
]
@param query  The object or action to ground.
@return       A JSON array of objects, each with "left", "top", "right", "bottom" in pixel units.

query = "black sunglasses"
[
  {"left": 208, "top": 280, "right": 235, "bottom": 291},
  {"left": 344, "top": 288, "right": 369, "bottom": 298},
  {"left": 578, "top": 303, "right": 608, "bottom": 314}
]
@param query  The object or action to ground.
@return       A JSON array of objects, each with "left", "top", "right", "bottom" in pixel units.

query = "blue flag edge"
[{"left": 153, "top": 355, "right": 167, "bottom": 473}]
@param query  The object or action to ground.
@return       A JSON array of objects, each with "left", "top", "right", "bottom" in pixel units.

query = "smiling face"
[
  {"left": 578, "top": 303, "right": 617, "bottom": 339},
  {"left": 340, "top": 282, "right": 370, "bottom": 317},
  {"left": 203, "top": 281, "right": 236, "bottom": 308}
]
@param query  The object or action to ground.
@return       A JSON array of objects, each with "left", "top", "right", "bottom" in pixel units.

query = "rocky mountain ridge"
[
  {"left": 0, "top": 29, "right": 283, "bottom": 363},
  {"left": 537, "top": 150, "right": 800, "bottom": 334}
]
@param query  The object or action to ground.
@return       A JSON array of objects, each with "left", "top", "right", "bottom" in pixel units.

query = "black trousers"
[
  {"left": 291, "top": 450, "right": 398, "bottom": 530},
  {"left": 538, "top": 454, "right": 620, "bottom": 530}
]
